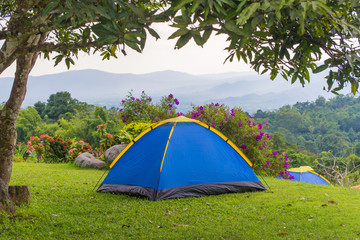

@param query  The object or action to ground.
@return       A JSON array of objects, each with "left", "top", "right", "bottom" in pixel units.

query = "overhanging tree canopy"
[{"left": 0, "top": 0, "right": 359, "bottom": 212}]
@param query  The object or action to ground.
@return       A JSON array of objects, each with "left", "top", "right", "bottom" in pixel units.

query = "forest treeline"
[
  {"left": 254, "top": 94, "right": 360, "bottom": 157},
  {"left": 2, "top": 91, "right": 359, "bottom": 186}
]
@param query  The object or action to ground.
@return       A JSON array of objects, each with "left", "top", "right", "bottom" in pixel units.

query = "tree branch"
[{"left": 25, "top": 40, "right": 110, "bottom": 55}]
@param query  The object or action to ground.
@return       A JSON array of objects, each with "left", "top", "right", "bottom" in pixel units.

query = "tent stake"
[
  {"left": 93, "top": 168, "right": 109, "bottom": 191},
  {"left": 257, "top": 171, "right": 272, "bottom": 192}
]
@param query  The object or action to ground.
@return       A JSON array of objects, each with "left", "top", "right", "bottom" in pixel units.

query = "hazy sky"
[{"left": 1, "top": 23, "right": 253, "bottom": 77}]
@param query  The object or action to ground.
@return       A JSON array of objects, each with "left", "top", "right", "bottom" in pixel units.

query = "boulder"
[
  {"left": 8, "top": 185, "right": 31, "bottom": 205},
  {"left": 75, "top": 152, "right": 106, "bottom": 169},
  {"left": 104, "top": 144, "right": 127, "bottom": 164}
]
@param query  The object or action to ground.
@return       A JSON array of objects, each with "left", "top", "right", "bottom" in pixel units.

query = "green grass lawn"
[{"left": 1, "top": 162, "right": 360, "bottom": 240}]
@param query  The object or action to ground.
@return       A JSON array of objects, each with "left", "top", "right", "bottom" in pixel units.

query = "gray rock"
[
  {"left": 75, "top": 152, "right": 106, "bottom": 169},
  {"left": 104, "top": 144, "right": 127, "bottom": 164}
]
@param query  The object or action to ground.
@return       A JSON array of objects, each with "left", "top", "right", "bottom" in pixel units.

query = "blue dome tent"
[
  {"left": 278, "top": 166, "right": 331, "bottom": 186},
  {"left": 97, "top": 116, "right": 266, "bottom": 200}
]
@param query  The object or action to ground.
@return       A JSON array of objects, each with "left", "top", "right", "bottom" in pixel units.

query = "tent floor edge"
[
  {"left": 157, "top": 181, "right": 266, "bottom": 200},
  {"left": 97, "top": 181, "right": 266, "bottom": 201},
  {"left": 96, "top": 184, "right": 157, "bottom": 200}
]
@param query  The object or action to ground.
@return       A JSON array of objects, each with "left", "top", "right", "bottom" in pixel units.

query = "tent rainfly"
[
  {"left": 277, "top": 166, "right": 331, "bottom": 186},
  {"left": 97, "top": 116, "right": 266, "bottom": 200}
]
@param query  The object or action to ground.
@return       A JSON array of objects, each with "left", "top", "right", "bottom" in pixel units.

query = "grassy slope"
[{"left": 1, "top": 162, "right": 360, "bottom": 240}]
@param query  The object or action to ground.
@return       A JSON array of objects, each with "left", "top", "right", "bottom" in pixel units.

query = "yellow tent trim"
[
  {"left": 110, "top": 116, "right": 253, "bottom": 169},
  {"left": 158, "top": 115, "right": 200, "bottom": 123},
  {"left": 308, "top": 170, "right": 332, "bottom": 186},
  {"left": 160, "top": 122, "right": 177, "bottom": 172},
  {"left": 288, "top": 166, "right": 314, "bottom": 172}
]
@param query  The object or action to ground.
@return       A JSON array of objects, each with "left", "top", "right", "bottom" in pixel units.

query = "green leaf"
[
  {"left": 53, "top": 55, "right": 63, "bottom": 66},
  {"left": 42, "top": 1, "right": 58, "bottom": 16},
  {"left": 97, "top": 35, "right": 118, "bottom": 44},
  {"left": 270, "top": 69, "right": 278, "bottom": 80},
  {"left": 326, "top": 70, "right": 334, "bottom": 90},
  {"left": 199, "top": 16, "right": 218, "bottom": 27},
  {"left": 202, "top": 28, "right": 212, "bottom": 43},
  {"left": 95, "top": 6, "right": 112, "bottom": 19},
  {"left": 224, "top": 20, "right": 246, "bottom": 36},
  {"left": 91, "top": 24, "right": 113, "bottom": 37},
  {"left": 175, "top": 32, "right": 192, "bottom": 49},
  {"left": 125, "top": 3, "right": 145, "bottom": 20},
  {"left": 236, "top": 2, "right": 260, "bottom": 25},
  {"left": 110, "top": 45, "right": 117, "bottom": 56},
  {"left": 191, "top": 30, "right": 204, "bottom": 46},
  {"left": 82, "top": 28, "right": 90, "bottom": 40},
  {"left": 291, "top": 72, "right": 298, "bottom": 84},
  {"left": 313, "top": 64, "right": 328, "bottom": 73},
  {"left": 124, "top": 33, "right": 139, "bottom": 43},
  {"left": 220, "top": 0, "right": 237, "bottom": 8},
  {"left": 303, "top": 67, "right": 310, "bottom": 81},
  {"left": 147, "top": 27, "right": 160, "bottom": 40},
  {"left": 351, "top": 81, "right": 358, "bottom": 94},
  {"left": 267, "top": 12, "right": 275, "bottom": 27},
  {"left": 65, "top": 0, "right": 72, "bottom": 8},
  {"left": 125, "top": 41, "right": 142, "bottom": 53},
  {"left": 261, "top": 69, "right": 269, "bottom": 75},
  {"left": 65, "top": 57, "right": 74, "bottom": 69},
  {"left": 171, "top": 0, "right": 193, "bottom": 11},
  {"left": 168, "top": 28, "right": 190, "bottom": 40},
  {"left": 236, "top": 0, "right": 247, "bottom": 14},
  {"left": 189, "top": 0, "right": 204, "bottom": 13}
]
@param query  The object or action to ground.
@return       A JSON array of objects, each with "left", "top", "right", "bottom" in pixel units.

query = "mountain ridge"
[{"left": 0, "top": 69, "right": 349, "bottom": 113}]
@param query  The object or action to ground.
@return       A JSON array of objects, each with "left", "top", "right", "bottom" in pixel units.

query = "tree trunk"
[{"left": 0, "top": 33, "right": 46, "bottom": 213}]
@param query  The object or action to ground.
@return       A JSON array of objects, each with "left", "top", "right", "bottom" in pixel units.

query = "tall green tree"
[
  {"left": 16, "top": 106, "right": 43, "bottom": 143},
  {"left": 43, "top": 91, "right": 79, "bottom": 122},
  {"left": 1, "top": 0, "right": 360, "bottom": 212}
]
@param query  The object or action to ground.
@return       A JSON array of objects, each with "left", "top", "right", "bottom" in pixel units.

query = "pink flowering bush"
[
  {"left": 27, "top": 134, "right": 92, "bottom": 163},
  {"left": 120, "top": 91, "right": 179, "bottom": 124},
  {"left": 27, "top": 136, "right": 45, "bottom": 159},
  {"left": 187, "top": 103, "right": 292, "bottom": 177},
  {"left": 68, "top": 140, "right": 93, "bottom": 160},
  {"left": 96, "top": 123, "right": 121, "bottom": 152}
]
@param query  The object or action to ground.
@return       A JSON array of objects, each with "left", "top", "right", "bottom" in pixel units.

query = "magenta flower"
[
  {"left": 168, "top": 104, "right": 173, "bottom": 108},
  {"left": 174, "top": 98, "right": 179, "bottom": 105}
]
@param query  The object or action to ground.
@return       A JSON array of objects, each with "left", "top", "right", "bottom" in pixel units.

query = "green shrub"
[{"left": 118, "top": 122, "right": 153, "bottom": 143}]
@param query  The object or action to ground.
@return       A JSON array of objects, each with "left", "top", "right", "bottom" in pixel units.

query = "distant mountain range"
[{"left": 0, "top": 69, "right": 350, "bottom": 113}]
